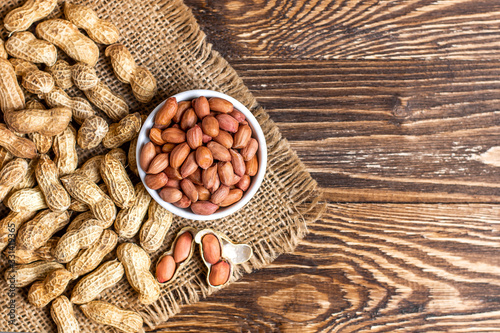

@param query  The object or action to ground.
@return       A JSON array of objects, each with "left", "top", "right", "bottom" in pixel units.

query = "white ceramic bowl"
[{"left": 137, "top": 89, "right": 267, "bottom": 221}]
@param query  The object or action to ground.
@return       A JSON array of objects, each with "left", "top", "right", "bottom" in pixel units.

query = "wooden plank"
[
  {"left": 231, "top": 59, "right": 500, "bottom": 202},
  {"left": 184, "top": 0, "right": 500, "bottom": 60},
  {"left": 152, "top": 203, "right": 500, "bottom": 332}
]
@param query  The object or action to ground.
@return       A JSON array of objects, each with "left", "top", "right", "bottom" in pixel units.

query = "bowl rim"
[{"left": 136, "top": 89, "right": 267, "bottom": 221}]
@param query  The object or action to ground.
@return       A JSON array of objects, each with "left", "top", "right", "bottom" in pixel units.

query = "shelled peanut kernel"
[{"left": 155, "top": 229, "right": 194, "bottom": 284}]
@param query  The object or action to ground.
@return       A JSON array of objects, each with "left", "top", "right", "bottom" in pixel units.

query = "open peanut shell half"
[
  {"left": 155, "top": 226, "right": 197, "bottom": 287},
  {"left": 194, "top": 228, "right": 253, "bottom": 289}
]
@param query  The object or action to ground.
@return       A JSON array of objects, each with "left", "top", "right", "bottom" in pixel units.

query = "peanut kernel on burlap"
[{"left": 0, "top": 0, "right": 323, "bottom": 331}]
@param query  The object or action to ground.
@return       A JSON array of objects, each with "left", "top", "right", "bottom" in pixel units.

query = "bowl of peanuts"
[{"left": 137, "top": 89, "right": 267, "bottom": 220}]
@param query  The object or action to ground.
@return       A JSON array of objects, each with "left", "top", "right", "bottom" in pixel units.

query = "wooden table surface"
[{"left": 155, "top": 0, "right": 500, "bottom": 331}]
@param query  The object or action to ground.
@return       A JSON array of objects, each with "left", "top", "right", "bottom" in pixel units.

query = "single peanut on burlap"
[
  {"left": 106, "top": 44, "right": 157, "bottom": 103},
  {"left": 28, "top": 268, "right": 72, "bottom": 308},
  {"left": 71, "top": 259, "right": 124, "bottom": 304},
  {"left": 51, "top": 296, "right": 80, "bottom": 333},
  {"left": 24, "top": 100, "right": 53, "bottom": 154},
  {"left": 0, "top": 210, "right": 36, "bottom": 252},
  {"left": 35, "top": 154, "right": 71, "bottom": 212},
  {"left": 66, "top": 229, "right": 118, "bottom": 278},
  {"left": 53, "top": 125, "right": 78, "bottom": 176},
  {"left": 4, "top": 261, "right": 64, "bottom": 288},
  {"left": 77, "top": 115, "right": 108, "bottom": 149},
  {"left": 0, "top": 158, "right": 28, "bottom": 202},
  {"left": 61, "top": 173, "right": 116, "bottom": 226},
  {"left": 117, "top": 242, "right": 160, "bottom": 305},
  {"left": 71, "top": 62, "right": 129, "bottom": 121},
  {"left": 139, "top": 200, "right": 173, "bottom": 253},
  {"left": 100, "top": 152, "right": 136, "bottom": 208},
  {"left": 54, "top": 219, "right": 104, "bottom": 263},
  {"left": 64, "top": 2, "right": 120, "bottom": 45},
  {"left": 36, "top": 19, "right": 99, "bottom": 66},
  {"left": 4, "top": 106, "right": 72, "bottom": 137},
  {"left": 114, "top": 183, "right": 151, "bottom": 238},
  {"left": 0, "top": 59, "right": 25, "bottom": 113},
  {"left": 80, "top": 301, "right": 143, "bottom": 333},
  {"left": 102, "top": 112, "right": 142, "bottom": 148},
  {"left": 4, "top": 0, "right": 58, "bottom": 33},
  {"left": 7, "top": 186, "right": 47, "bottom": 212},
  {"left": 16, "top": 210, "right": 70, "bottom": 251},
  {"left": 5, "top": 31, "right": 57, "bottom": 66},
  {"left": 4, "top": 237, "right": 59, "bottom": 264}
]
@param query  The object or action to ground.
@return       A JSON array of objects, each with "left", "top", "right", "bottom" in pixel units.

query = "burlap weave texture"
[{"left": 0, "top": 0, "right": 323, "bottom": 331}]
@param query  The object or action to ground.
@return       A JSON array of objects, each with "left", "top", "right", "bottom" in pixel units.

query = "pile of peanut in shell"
[
  {"left": 0, "top": 1, "right": 249, "bottom": 333},
  {"left": 140, "top": 95, "right": 260, "bottom": 215}
]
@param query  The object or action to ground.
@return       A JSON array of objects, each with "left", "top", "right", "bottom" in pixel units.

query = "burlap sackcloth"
[{"left": 0, "top": 0, "right": 324, "bottom": 331}]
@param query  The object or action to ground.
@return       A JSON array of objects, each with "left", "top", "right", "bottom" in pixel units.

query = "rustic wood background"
[{"left": 155, "top": 0, "right": 500, "bottom": 331}]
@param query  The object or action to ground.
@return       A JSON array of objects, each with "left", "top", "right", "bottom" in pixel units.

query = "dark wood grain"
[
  {"left": 167, "top": 1, "right": 500, "bottom": 331},
  {"left": 153, "top": 203, "right": 500, "bottom": 332},
  {"left": 184, "top": 0, "right": 500, "bottom": 60},
  {"left": 229, "top": 59, "right": 500, "bottom": 202}
]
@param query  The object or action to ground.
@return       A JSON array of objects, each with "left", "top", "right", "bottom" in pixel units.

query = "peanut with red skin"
[
  {"left": 149, "top": 127, "right": 166, "bottom": 145},
  {"left": 209, "top": 260, "right": 231, "bottom": 286},
  {"left": 220, "top": 189, "right": 244, "bottom": 207},
  {"left": 213, "top": 130, "right": 233, "bottom": 149},
  {"left": 173, "top": 195, "right": 191, "bottom": 208},
  {"left": 230, "top": 109, "right": 246, "bottom": 122},
  {"left": 187, "top": 167, "right": 203, "bottom": 186},
  {"left": 145, "top": 173, "right": 168, "bottom": 190},
  {"left": 173, "top": 231, "right": 193, "bottom": 263},
  {"left": 208, "top": 97, "right": 233, "bottom": 113},
  {"left": 180, "top": 108, "right": 197, "bottom": 131},
  {"left": 156, "top": 255, "right": 175, "bottom": 283},
  {"left": 180, "top": 178, "right": 198, "bottom": 203},
  {"left": 201, "top": 115, "right": 219, "bottom": 138},
  {"left": 155, "top": 97, "right": 177, "bottom": 126},
  {"left": 162, "top": 127, "right": 186, "bottom": 143},
  {"left": 180, "top": 151, "right": 198, "bottom": 178},
  {"left": 186, "top": 125, "right": 202, "bottom": 149},
  {"left": 202, "top": 234, "right": 222, "bottom": 265},
  {"left": 190, "top": 201, "right": 219, "bottom": 215},
  {"left": 237, "top": 175, "right": 251, "bottom": 191},
  {"left": 241, "top": 138, "right": 259, "bottom": 161},
  {"left": 170, "top": 142, "right": 190, "bottom": 169},
  {"left": 173, "top": 100, "right": 190, "bottom": 123},
  {"left": 202, "top": 165, "right": 217, "bottom": 189},
  {"left": 147, "top": 153, "right": 169, "bottom": 174},
  {"left": 216, "top": 114, "right": 239, "bottom": 133},
  {"left": 196, "top": 146, "right": 213, "bottom": 170},
  {"left": 139, "top": 141, "right": 156, "bottom": 171}
]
